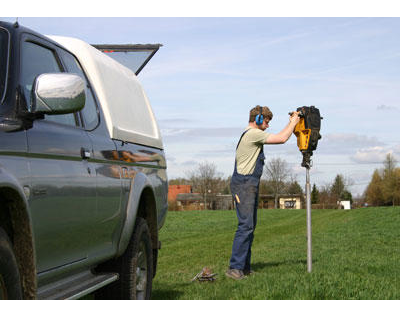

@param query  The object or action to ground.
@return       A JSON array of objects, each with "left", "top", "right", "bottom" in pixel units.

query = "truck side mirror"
[{"left": 31, "top": 73, "right": 86, "bottom": 115}]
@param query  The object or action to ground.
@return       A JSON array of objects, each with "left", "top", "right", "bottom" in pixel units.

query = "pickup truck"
[{"left": 0, "top": 21, "right": 168, "bottom": 300}]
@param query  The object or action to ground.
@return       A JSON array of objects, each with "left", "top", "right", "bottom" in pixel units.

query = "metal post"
[{"left": 305, "top": 167, "right": 312, "bottom": 272}]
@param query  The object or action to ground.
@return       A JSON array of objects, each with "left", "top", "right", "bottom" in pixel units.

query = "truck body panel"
[{"left": 0, "top": 21, "right": 168, "bottom": 299}]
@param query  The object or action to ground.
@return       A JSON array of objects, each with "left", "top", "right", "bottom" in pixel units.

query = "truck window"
[
  {"left": 58, "top": 49, "right": 100, "bottom": 130},
  {"left": 0, "top": 28, "right": 9, "bottom": 102},
  {"left": 20, "top": 41, "right": 77, "bottom": 127},
  {"left": 92, "top": 44, "right": 161, "bottom": 75}
]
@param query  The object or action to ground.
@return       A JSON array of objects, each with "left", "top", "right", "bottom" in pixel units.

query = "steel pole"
[{"left": 305, "top": 167, "right": 312, "bottom": 272}]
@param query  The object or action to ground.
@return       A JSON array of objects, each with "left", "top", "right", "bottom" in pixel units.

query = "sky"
[{"left": 2, "top": 4, "right": 400, "bottom": 197}]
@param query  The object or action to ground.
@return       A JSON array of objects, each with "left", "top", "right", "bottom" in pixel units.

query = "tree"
[
  {"left": 221, "top": 176, "right": 231, "bottom": 195},
  {"left": 364, "top": 169, "right": 384, "bottom": 206},
  {"left": 330, "top": 174, "right": 346, "bottom": 202},
  {"left": 311, "top": 183, "right": 319, "bottom": 204},
  {"left": 330, "top": 174, "right": 354, "bottom": 208},
  {"left": 382, "top": 153, "right": 398, "bottom": 206},
  {"left": 263, "top": 158, "right": 290, "bottom": 208},
  {"left": 286, "top": 180, "right": 303, "bottom": 195},
  {"left": 394, "top": 169, "right": 400, "bottom": 205},
  {"left": 318, "top": 184, "right": 335, "bottom": 207},
  {"left": 186, "top": 161, "right": 222, "bottom": 209},
  {"left": 341, "top": 190, "right": 353, "bottom": 204},
  {"left": 168, "top": 178, "right": 190, "bottom": 185},
  {"left": 364, "top": 154, "right": 400, "bottom": 206},
  {"left": 259, "top": 179, "right": 275, "bottom": 195},
  {"left": 383, "top": 153, "right": 396, "bottom": 174}
]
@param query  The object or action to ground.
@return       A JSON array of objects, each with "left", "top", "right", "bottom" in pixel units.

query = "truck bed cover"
[{"left": 49, "top": 35, "right": 163, "bottom": 149}]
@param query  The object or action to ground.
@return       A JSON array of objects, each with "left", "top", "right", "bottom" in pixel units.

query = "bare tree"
[
  {"left": 383, "top": 153, "right": 397, "bottom": 174},
  {"left": 186, "top": 161, "right": 223, "bottom": 209},
  {"left": 263, "top": 157, "right": 290, "bottom": 208}
]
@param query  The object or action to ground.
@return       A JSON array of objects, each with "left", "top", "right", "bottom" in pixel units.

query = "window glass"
[
  {"left": 20, "top": 41, "right": 76, "bottom": 126},
  {"left": 59, "top": 49, "right": 99, "bottom": 130},
  {"left": 102, "top": 51, "right": 152, "bottom": 74},
  {"left": 0, "top": 28, "right": 9, "bottom": 101},
  {"left": 92, "top": 44, "right": 161, "bottom": 75}
]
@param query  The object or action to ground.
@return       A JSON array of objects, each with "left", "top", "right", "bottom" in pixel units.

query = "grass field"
[{"left": 151, "top": 207, "right": 400, "bottom": 300}]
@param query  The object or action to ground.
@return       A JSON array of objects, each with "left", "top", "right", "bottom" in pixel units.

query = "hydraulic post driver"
[{"left": 291, "top": 106, "right": 322, "bottom": 272}]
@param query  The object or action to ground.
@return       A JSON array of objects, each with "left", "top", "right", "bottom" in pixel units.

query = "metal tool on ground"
[
  {"left": 291, "top": 106, "right": 322, "bottom": 272},
  {"left": 191, "top": 267, "right": 218, "bottom": 282}
]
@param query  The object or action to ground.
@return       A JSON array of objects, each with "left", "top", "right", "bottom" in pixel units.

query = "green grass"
[{"left": 151, "top": 207, "right": 400, "bottom": 299}]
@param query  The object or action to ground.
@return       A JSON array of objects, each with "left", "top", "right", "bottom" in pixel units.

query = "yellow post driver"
[
  {"left": 291, "top": 105, "right": 322, "bottom": 273},
  {"left": 292, "top": 106, "right": 322, "bottom": 168}
]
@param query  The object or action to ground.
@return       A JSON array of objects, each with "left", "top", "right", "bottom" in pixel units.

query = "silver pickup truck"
[{"left": 0, "top": 21, "right": 168, "bottom": 300}]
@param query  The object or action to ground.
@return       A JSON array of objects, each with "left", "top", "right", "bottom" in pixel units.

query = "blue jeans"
[{"left": 229, "top": 177, "right": 259, "bottom": 271}]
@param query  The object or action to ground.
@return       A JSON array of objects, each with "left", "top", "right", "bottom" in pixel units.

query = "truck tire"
[
  {"left": 0, "top": 228, "right": 23, "bottom": 300},
  {"left": 95, "top": 217, "right": 153, "bottom": 300}
]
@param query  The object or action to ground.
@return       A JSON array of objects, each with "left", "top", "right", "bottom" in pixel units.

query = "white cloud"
[
  {"left": 318, "top": 133, "right": 385, "bottom": 155},
  {"left": 351, "top": 146, "right": 392, "bottom": 163},
  {"left": 377, "top": 104, "right": 398, "bottom": 111}
]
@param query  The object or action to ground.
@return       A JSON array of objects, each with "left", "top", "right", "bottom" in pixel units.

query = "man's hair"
[{"left": 249, "top": 105, "right": 273, "bottom": 123}]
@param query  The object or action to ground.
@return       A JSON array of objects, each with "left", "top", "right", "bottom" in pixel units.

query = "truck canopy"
[{"left": 49, "top": 35, "right": 163, "bottom": 149}]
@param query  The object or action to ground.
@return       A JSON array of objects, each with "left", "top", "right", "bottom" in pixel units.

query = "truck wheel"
[
  {"left": 95, "top": 217, "right": 153, "bottom": 300},
  {"left": 0, "top": 228, "right": 23, "bottom": 300}
]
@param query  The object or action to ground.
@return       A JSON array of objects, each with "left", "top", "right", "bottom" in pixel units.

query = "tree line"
[
  {"left": 364, "top": 153, "right": 400, "bottom": 206},
  {"left": 170, "top": 154, "right": 400, "bottom": 209},
  {"left": 169, "top": 158, "right": 355, "bottom": 209}
]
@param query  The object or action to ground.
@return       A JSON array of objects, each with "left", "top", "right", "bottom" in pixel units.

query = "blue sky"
[{"left": 2, "top": 15, "right": 400, "bottom": 196}]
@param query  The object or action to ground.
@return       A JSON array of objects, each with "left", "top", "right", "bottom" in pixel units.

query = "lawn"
[{"left": 151, "top": 207, "right": 400, "bottom": 299}]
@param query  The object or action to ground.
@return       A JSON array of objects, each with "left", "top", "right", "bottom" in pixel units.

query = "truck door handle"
[{"left": 81, "top": 147, "right": 91, "bottom": 159}]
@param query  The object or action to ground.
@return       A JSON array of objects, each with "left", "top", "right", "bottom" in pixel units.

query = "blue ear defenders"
[{"left": 255, "top": 106, "right": 264, "bottom": 125}]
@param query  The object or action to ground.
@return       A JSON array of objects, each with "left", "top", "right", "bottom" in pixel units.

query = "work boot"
[
  {"left": 243, "top": 269, "right": 254, "bottom": 276},
  {"left": 225, "top": 269, "right": 245, "bottom": 280}
]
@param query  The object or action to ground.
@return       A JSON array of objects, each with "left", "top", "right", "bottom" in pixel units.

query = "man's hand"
[
  {"left": 289, "top": 111, "right": 301, "bottom": 125},
  {"left": 265, "top": 111, "right": 301, "bottom": 144}
]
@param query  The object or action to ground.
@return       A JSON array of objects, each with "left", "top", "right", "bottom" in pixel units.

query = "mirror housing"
[{"left": 31, "top": 73, "right": 85, "bottom": 115}]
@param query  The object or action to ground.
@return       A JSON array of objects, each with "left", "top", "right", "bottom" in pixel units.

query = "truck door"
[
  {"left": 20, "top": 36, "right": 97, "bottom": 273},
  {"left": 56, "top": 48, "right": 123, "bottom": 258}
]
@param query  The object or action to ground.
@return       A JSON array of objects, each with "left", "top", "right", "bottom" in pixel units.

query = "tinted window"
[
  {"left": 20, "top": 41, "right": 76, "bottom": 126},
  {"left": 59, "top": 49, "right": 99, "bottom": 130},
  {"left": 0, "top": 28, "right": 9, "bottom": 102}
]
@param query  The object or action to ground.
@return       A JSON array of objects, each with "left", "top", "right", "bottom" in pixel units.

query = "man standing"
[{"left": 226, "top": 105, "right": 300, "bottom": 280}]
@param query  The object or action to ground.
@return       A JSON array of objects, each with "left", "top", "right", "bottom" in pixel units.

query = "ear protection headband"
[{"left": 255, "top": 106, "right": 264, "bottom": 125}]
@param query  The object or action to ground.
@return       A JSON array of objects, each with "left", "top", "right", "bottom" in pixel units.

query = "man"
[{"left": 226, "top": 105, "right": 300, "bottom": 280}]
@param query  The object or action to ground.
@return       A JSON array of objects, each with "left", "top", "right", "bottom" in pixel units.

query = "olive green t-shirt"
[{"left": 236, "top": 127, "right": 270, "bottom": 175}]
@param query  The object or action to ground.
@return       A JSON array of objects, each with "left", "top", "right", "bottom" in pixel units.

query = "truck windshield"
[{"left": 0, "top": 28, "right": 9, "bottom": 102}]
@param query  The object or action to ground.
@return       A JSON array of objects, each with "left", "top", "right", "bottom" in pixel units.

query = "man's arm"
[{"left": 265, "top": 112, "right": 300, "bottom": 144}]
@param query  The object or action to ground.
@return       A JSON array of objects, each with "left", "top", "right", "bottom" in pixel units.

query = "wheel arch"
[
  {"left": 0, "top": 180, "right": 37, "bottom": 299},
  {"left": 117, "top": 173, "right": 158, "bottom": 257},
  {"left": 136, "top": 186, "right": 158, "bottom": 251}
]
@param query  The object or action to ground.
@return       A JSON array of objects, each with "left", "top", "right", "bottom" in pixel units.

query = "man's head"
[{"left": 249, "top": 105, "right": 273, "bottom": 130}]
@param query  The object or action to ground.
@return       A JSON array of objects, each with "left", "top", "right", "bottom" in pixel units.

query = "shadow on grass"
[
  {"left": 151, "top": 289, "right": 183, "bottom": 300},
  {"left": 152, "top": 283, "right": 190, "bottom": 299},
  {"left": 252, "top": 259, "right": 313, "bottom": 271}
]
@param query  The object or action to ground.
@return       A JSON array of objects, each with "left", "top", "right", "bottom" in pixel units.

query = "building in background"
[
  {"left": 168, "top": 184, "right": 302, "bottom": 210},
  {"left": 168, "top": 185, "right": 192, "bottom": 203}
]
